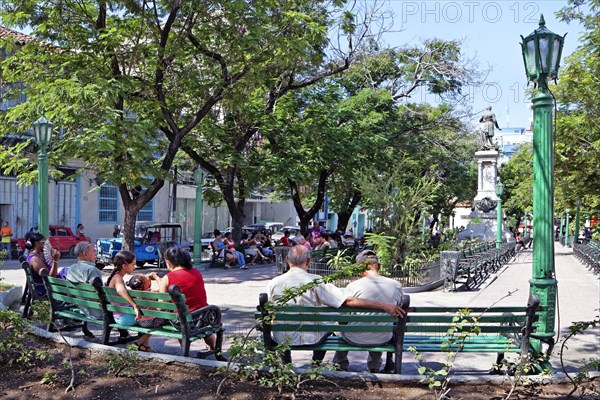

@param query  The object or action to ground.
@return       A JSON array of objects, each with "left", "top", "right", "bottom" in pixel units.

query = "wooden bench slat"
[
  {"left": 51, "top": 293, "right": 104, "bottom": 310},
  {"left": 104, "top": 294, "right": 180, "bottom": 311},
  {"left": 270, "top": 324, "right": 395, "bottom": 333},
  {"left": 405, "top": 325, "right": 523, "bottom": 334},
  {"left": 105, "top": 304, "right": 180, "bottom": 321},
  {"left": 270, "top": 314, "right": 396, "bottom": 323},
  {"left": 407, "top": 315, "right": 527, "bottom": 323}
]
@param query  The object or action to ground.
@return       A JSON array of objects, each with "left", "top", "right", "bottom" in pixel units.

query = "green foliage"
[
  {"left": 105, "top": 344, "right": 140, "bottom": 378},
  {"left": 363, "top": 232, "right": 396, "bottom": 266},
  {"left": 554, "top": 0, "right": 600, "bottom": 216},
  {"left": 0, "top": 301, "right": 51, "bottom": 367},
  {"left": 499, "top": 143, "right": 533, "bottom": 226},
  {"left": 220, "top": 335, "right": 333, "bottom": 396},
  {"left": 40, "top": 371, "right": 57, "bottom": 385}
]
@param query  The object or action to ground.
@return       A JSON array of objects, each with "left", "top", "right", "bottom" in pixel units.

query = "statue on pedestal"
[{"left": 478, "top": 106, "right": 501, "bottom": 150}]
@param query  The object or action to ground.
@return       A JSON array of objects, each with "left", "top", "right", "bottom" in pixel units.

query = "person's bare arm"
[
  {"left": 343, "top": 297, "right": 405, "bottom": 317},
  {"left": 113, "top": 276, "right": 142, "bottom": 320},
  {"left": 158, "top": 274, "right": 170, "bottom": 293}
]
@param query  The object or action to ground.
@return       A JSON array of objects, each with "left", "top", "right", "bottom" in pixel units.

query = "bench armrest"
[{"left": 189, "top": 304, "right": 223, "bottom": 330}]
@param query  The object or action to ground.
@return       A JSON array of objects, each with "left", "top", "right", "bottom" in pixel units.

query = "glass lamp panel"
[
  {"left": 538, "top": 36, "right": 549, "bottom": 73},
  {"left": 551, "top": 37, "right": 561, "bottom": 76},
  {"left": 526, "top": 40, "right": 537, "bottom": 78}
]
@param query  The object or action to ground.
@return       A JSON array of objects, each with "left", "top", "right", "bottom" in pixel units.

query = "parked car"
[
  {"left": 15, "top": 225, "right": 92, "bottom": 258},
  {"left": 272, "top": 226, "right": 301, "bottom": 245},
  {"left": 96, "top": 222, "right": 183, "bottom": 268}
]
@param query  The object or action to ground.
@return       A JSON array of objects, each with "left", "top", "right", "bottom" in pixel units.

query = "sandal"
[{"left": 135, "top": 343, "right": 155, "bottom": 353}]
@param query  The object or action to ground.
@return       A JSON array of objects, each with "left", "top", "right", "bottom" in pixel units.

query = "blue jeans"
[
  {"left": 233, "top": 250, "right": 245, "bottom": 266},
  {"left": 0, "top": 242, "right": 11, "bottom": 260}
]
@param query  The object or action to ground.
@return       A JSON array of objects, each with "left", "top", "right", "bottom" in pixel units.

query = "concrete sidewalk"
[{"left": 1, "top": 244, "right": 598, "bottom": 375}]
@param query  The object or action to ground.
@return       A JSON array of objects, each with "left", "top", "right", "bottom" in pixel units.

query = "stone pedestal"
[{"left": 456, "top": 149, "right": 511, "bottom": 242}]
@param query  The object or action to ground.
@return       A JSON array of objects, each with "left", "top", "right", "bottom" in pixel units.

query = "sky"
[{"left": 379, "top": 0, "right": 584, "bottom": 129}]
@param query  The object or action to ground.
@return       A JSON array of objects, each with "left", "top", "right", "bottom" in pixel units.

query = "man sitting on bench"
[
  {"left": 266, "top": 245, "right": 405, "bottom": 364},
  {"left": 332, "top": 250, "right": 403, "bottom": 373}
]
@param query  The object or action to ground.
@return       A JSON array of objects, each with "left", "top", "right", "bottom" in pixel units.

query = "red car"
[{"left": 15, "top": 225, "right": 91, "bottom": 257}]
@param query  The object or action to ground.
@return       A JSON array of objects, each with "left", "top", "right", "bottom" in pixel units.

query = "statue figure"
[{"left": 479, "top": 106, "right": 501, "bottom": 150}]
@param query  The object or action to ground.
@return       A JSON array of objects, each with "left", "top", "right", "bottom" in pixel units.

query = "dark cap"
[{"left": 356, "top": 250, "right": 378, "bottom": 264}]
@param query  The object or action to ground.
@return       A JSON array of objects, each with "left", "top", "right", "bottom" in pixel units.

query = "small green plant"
[
  {"left": 105, "top": 344, "right": 141, "bottom": 378},
  {"left": 0, "top": 301, "right": 51, "bottom": 368},
  {"left": 217, "top": 334, "right": 335, "bottom": 397},
  {"left": 409, "top": 308, "right": 480, "bottom": 399},
  {"left": 40, "top": 371, "right": 57, "bottom": 385}
]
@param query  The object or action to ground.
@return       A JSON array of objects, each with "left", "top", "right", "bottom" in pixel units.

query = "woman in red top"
[{"left": 159, "top": 247, "right": 215, "bottom": 350}]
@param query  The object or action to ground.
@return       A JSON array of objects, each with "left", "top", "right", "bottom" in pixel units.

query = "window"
[
  {"left": 57, "top": 228, "right": 69, "bottom": 236},
  {"left": 98, "top": 185, "right": 119, "bottom": 223},
  {"left": 136, "top": 199, "right": 154, "bottom": 222}
]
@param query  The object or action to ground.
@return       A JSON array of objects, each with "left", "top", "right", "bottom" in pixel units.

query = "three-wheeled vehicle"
[{"left": 96, "top": 222, "right": 183, "bottom": 268}]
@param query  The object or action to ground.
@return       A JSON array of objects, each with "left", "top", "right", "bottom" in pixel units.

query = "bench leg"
[{"left": 214, "top": 330, "right": 226, "bottom": 361}]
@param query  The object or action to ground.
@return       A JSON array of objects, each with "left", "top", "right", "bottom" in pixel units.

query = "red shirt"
[
  {"left": 280, "top": 236, "right": 291, "bottom": 247},
  {"left": 166, "top": 268, "right": 208, "bottom": 311}
]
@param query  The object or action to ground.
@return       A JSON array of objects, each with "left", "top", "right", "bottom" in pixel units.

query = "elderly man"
[
  {"left": 267, "top": 245, "right": 404, "bottom": 364},
  {"left": 332, "top": 250, "right": 403, "bottom": 372},
  {"left": 66, "top": 242, "right": 103, "bottom": 318}
]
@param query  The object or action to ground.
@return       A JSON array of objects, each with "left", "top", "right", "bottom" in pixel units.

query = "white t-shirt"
[
  {"left": 267, "top": 267, "right": 346, "bottom": 345},
  {"left": 340, "top": 274, "right": 403, "bottom": 345}
]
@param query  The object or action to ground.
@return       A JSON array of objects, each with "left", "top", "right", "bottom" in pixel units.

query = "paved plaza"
[{"left": 1, "top": 244, "right": 598, "bottom": 375}]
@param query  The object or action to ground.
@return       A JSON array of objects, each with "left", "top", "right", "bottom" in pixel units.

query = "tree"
[
  {"left": 263, "top": 40, "right": 481, "bottom": 234},
  {"left": 0, "top": 0, "right": 361, "bottom": 248},
  {"left": 498, "top": 143, "right": 533, "bottom": 230},
  {"left": 555, "top": 0, "right": 600, "bottom": 216}
]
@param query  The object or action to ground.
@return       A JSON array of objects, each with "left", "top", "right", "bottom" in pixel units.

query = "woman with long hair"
[
  {"left": 106, "top": 250, "right": 153, "bottom": 352},
  {"left": 26, "top": 233, "right": 60, "bottom": 296},
  {"left": 159, "top": 247, "right": 216, "bottom": 350}
]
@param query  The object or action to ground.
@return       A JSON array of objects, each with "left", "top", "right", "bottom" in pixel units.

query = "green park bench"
[
  {"left": 40, "top": 269, "right": 225, "bottom": 358},
  {"left": 257, "top": 293, "right": 540, "bottom": 374},
  {"left": 257, "top": 293, "right": 410, "bottom": 373}
]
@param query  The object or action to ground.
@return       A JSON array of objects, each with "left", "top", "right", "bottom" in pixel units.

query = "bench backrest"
[
  {"left": 41, "top": 269, "right": 105, "bottom": 317},
  {"left": 102, "top": 285, "right": 191, "bottom": 324},
  {"left": 258, "top": 293, "right": 410, "bottom": 342},
  {"left": 405, "top": 295, "right": 541, "bottom": 336}
]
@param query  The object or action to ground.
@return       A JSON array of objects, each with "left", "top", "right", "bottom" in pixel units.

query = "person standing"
[
  {"left": 1, "top": 221, "right": 13, "bottom": 260},
  {"left": 309, "top": 221, "right": 325, "bottom": 246},
  {"left": 332, "top": 250, "right": 403, "bottom": 372},
  {"left": 76, "top": 223, "right": 85, "bottom": 236}
]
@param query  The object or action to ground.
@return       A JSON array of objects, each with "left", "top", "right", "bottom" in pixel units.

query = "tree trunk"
[
  {"left": 289, "top": 170, "right": 329, "bottom": 235},
  {"left": 336, "top": 190, "right": 362, "bottom": 233}
]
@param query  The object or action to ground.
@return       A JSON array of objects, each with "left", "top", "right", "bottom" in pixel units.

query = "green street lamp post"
[
  {"left": 32, "top": 115, "right": 54, "bottom": 238},
  {"left": 193, "top": 168, "right": 205, "bottom": 270},
  {"left": 495, "top": 180, "right": 504, "bottom": 250},
  {"left": 520, "top": 14, "right": 565, "bottom": 356},
  {"left": 574, "top": 199, "right": 582, "bottom": 245},
  {"left": 564, "top": 209, "right": 570, "bottom": 247}
]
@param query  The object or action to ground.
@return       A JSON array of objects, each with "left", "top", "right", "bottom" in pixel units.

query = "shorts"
[{"left": 114, "top": 313, "right": 137, "bottom": 326}]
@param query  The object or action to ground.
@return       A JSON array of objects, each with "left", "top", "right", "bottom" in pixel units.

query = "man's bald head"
[{"left": 286, "top": 245, "right": 310, "bottom": 269}]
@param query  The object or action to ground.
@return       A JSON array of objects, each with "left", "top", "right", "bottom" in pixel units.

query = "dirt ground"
[{"left": 0, "top": 337, "right": 596, "bottom": 400}]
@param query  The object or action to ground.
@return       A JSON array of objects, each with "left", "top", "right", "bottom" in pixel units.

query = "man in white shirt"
[
  {"left": 267, "top": 245, "right": 404, "bottom": 363},
  {"left": 332, "top": 249, "right": 403, "bottom": 372}
]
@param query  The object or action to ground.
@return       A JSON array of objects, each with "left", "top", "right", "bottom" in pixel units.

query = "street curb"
[{"left": 32, "top": 325, "right": 600, "bottom": 384}]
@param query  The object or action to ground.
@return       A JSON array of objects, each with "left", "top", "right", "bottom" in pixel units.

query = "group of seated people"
[
  {"left": 26, "top": 228, "right": 404, "bottom": 372},
  {"left": 25, "top": 234, "right": 217, "bottom": 354},
  {"left": 210, "top": 229, "right": 275, "bottom": 269}
]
